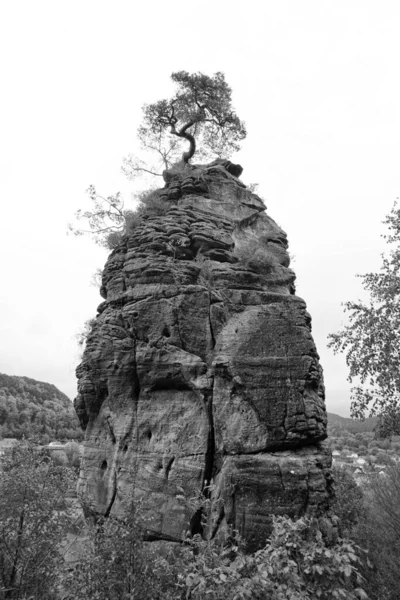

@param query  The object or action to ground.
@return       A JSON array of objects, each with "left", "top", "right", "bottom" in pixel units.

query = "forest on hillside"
[{"left": 0, "top": 373, "right": 82, "bottom": 443}]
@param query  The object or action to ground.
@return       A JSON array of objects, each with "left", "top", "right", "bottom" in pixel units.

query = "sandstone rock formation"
[{"left": 75, "top": 159, "right": 332, "bottom": 550}]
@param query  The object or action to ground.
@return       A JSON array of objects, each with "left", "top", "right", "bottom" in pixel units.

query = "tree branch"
[{"left": 131, "top": 167, "right": 163, "bottom": 177}]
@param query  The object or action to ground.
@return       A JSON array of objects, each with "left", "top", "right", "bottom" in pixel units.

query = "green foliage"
[
  {"left": 0, "top": 455, "right": 372, "bottom": 600},
  {"left": 69, "top": 185, "right": 170, "bottom": 249},
  {"left": 121, "top": 132, "right": 181, "bottom": 181},
  {"left": 332, "top": 466, "right": 366, "bottom": 536},
  {"left": 64, "top": 441, "right": 81, "bottom": 470},
  {"left": 141, "top": 71, "right": 246, "bottom": 164},
  {"left": 124, "top": 72, "right": 246, "bottom": 182},
  {"left": 168, "top": 516, "right": 368, "bottom": 600},
  {"left": 252, "top": 517, "right": 367, "bottom": 600},
  {"left": 0, "top": 373, "right": 82, "bottom": 443},
  {"left": 0, "top": 443, "right": 75, "bottom": 599},
  {"left": 68, "top": 186, "right": 130, "bottom": 249},
  {"left": 135, "top": 187, "right": 170, "bottom": 217},
  {"left": 328, "top": 202, "right": 400, "bottom": 430},
  {"left": 62, "top": 505, "right": 167, "bottom": 600},
  {"left": 70, "top": 71, "right": 246, "bottom": 254},
  {"left": 359, "top": 465, "right": 400, "bottom": 599},
  {"left": 332, "top": 458, "right": 400, "bottom": 600},
  {"left": 76, "top": 318, "right": 96, "bottom": 356},
  {"left": 195, "top": 253, "right": 215, "bottom": 290},
  {"left": 234, "top": 238, "right": 278, "bottom": 274},
  {"left": 374, "top": 409, "right": 400, "bottom": 439}
]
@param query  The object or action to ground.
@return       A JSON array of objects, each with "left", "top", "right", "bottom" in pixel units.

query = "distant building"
[
  {"left": 346, "top": 452, "right": 358, "bottom": 459},
  {"left": 0, "top": 438, "right": 18, "bottom": 455},
  {"left": 43, "top": 442, "right": 65, "bottom": 452},
  {"left": 47, "top": 442, "right": 66, "bottom": 452},
  {"left": 375, "top": 465, "right": 387, "bottom": 472}
]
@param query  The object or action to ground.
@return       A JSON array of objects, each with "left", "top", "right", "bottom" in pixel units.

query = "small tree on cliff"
[
  {"left": 138, "top": 71, "right": 247, "bottom": 165},
  {"left": 68, "top": 71, "right": 246, "bottom": 248},
  {"left": 68, "top": 185, "right": 137, "bottom": 248},
  {"left": 68, "top": 186, "right": 166, "bottom": 248}
]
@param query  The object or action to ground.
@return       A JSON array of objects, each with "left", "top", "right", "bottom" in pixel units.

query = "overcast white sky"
[{"left": 1, "top": 1, "right": 399, "bottom": 416}]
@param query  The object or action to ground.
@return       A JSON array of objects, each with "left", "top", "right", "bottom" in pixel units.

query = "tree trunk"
[{"left": 171, "top": 121, "right": 196, "bottom": 163}]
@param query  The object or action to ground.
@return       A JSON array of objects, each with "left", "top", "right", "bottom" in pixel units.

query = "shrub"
[
  {"left": 124, "top": 188, "right": 171, "bottom": 238},
  {"left": 61, "top": 503, "right": 174, "bottom": 600},
  {"left": 50, "top": 449, "right": 69, "bottom": 467},
  {"left": 353, "top": 466, "right": 400, "bottom": 600},
  {"left": 60, "top": 481, "right": 370, "bottom": 600},
  {"left": 136, "top": 187, "right": 170, "bottom": 216},
  {"left": 175, "top": 516, "right": 368, "bottom": 600},
  {"left": 70, "top": 185, "right": 172, "bottom": 250},
  {"left": 195, "top": 253, "right": 215, "bottom": 290},
  {"left": 375, "top": 438, "right": 391, "bottom": 450},
  {"left": 105, "top": 230, "right": 124, "bottom": 248},
  {"left": 0, "top": 443, "right": 74, "bottom": 599},
  {"left": 234, "top": 238, "right": 277, "bottom": 274},
  {"left": 124, "top": 209, "right": 142, "bottom": 234},
  {"left": 76, "top": 318, "right": 96, "bottom": 357},
  {"left": 332, "top": 466, "right": 366, "bottom": 536},
  {"left": 64, "top": 441, "right": 81, "bottom": 470},
  {"left": 330, "top": 463, "right": 400, "bottom": 600}
]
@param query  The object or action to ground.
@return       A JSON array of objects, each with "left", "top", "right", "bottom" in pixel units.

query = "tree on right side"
[{"left": 328, "top": 201, "right": 400, "bottom": 434}]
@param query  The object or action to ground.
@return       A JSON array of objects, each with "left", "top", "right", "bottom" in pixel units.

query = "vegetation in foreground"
[{"left": 5, "top": 442, "right": 398, "bottom": 600}]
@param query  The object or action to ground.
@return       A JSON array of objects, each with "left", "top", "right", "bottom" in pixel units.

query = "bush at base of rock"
[
  {"left": 0, "top": 443, "right": 75, "bottom": 600},
  {"left": 62, "top": 513, "right": 368, "bottom": 600}
]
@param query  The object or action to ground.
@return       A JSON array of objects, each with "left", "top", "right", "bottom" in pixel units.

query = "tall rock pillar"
[{"left": 75, "top": 159, "right": 332, "bottom": 550}]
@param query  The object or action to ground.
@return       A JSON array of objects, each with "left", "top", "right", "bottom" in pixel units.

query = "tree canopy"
[
  {"left": 328, "top": 202, "right": 400, "bottom": 432},
  {"left": 0, "top": 443, "right": 74, "bottom": 599},
  {"left": 68, "top": 185, "right": 137, "bottom": 249},
  {"left": 140, "top": 71, "right": 246, "bottom": 164},
  {"left": 0, "top": 373, "right": 82, "bottom": 443}
]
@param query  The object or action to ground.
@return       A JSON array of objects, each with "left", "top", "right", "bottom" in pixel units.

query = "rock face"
[{"left": 75, "top": 159, "right": 332, "bottom": 550}]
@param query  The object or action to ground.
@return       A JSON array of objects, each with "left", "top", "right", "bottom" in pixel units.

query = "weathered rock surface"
[{"left": 75, "top": 158, "right": 332, "bottom": 550}]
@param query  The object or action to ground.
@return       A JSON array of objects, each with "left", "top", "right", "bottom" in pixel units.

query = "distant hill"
[
  {"left": 0, "top": 373, "right": 83, "bottom": 443},
  {"left": 327, "top": 412, "right": 378, "bottom": 433}
]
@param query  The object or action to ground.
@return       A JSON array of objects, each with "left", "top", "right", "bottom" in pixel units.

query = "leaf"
[
  {"left": 314, "top": 565, "right": 323, "bottom": 575},
  {"left": 344, "top": 565, "right": 352, "bottom": 578}
]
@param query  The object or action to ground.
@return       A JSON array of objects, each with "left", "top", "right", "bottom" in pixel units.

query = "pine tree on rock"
[{"left": 140, "top": 71, "right": 247, "bottom": 165}]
